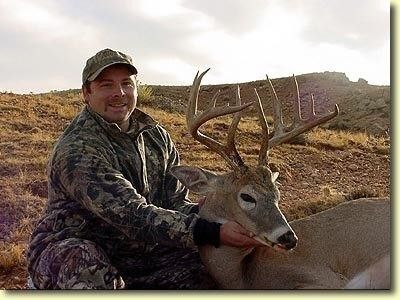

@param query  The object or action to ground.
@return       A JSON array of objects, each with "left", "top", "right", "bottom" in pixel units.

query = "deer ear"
[
  {"left": 271, "top": 172, "right": 279, "bottom": 183},
  {"left": 170, "top": 166, "right": 218, "bottom": 194}
]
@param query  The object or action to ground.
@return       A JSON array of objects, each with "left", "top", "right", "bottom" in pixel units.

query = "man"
[{"left": 27, "top": 48, "right": 261, "bottom": 289}]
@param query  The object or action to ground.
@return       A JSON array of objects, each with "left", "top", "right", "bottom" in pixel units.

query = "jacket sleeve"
[
  {"left": 52, "top": 143, "right": 199, "bottom": 249},
  {"left": 161, "top": 129, "right": 199, "bottom": 215}
]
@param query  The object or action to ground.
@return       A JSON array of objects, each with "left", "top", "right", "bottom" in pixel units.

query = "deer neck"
[
  {"left": 199, "top": 194, "right": 253, "bottom": 289},
  {"left": 199, "top": 244, "right": 253, "bottom": 289},
  {"left": 198, "top": 191, "right": 232, "bottom": 223}
]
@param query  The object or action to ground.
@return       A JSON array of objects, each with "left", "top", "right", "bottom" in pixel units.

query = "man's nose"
[{"left": 113, "top": 84, "right": 126, "bottom": 97}]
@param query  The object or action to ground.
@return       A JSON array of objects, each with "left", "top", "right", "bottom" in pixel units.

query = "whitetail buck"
[{"left": 171, "top": 69, "right": 390, "bottom": 289}]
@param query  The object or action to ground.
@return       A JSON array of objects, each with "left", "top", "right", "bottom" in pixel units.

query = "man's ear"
[
  {"left": 82, "top": 84, "right": 91, "bottom": 104},
  {"left": 170, "top": 166, "right": 218, "bottom": 195}
]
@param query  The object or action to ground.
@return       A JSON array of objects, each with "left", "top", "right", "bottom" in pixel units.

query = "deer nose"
[{"left": 277, "top": 230, "right": 298, "bottom": 249}]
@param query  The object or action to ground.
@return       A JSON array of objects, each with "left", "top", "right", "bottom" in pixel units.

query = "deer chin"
[{"left": 253, "top": 236, "right": 290, "bottom": 253}]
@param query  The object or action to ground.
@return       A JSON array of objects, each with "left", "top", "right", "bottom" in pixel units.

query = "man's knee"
[
  {"left": 31, "top": 238, "right": 123, "bottom": 289},
  {"left": 117, "top": 247, "right": 217, "bottom": 289}
]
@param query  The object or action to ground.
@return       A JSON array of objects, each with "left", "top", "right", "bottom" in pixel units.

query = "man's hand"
[{"left": 219, "top": 221, "right": 263, "bottom": 248}]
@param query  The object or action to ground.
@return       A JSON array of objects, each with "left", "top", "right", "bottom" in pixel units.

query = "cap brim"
[{"left": 87, "top": 61, "right": 138, "bottom": 81}]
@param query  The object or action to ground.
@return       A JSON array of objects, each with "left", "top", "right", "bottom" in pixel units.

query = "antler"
[
  {"left": 187, "top": 69, "right": 253, "bottom": 171},
  {"left": 254, "top": 75, "right": 339, "bottom": 165}
]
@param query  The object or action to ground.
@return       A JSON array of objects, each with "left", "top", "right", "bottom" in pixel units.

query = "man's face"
[{"left": 83, "top": 64, "right": 137, "bottom": 131}]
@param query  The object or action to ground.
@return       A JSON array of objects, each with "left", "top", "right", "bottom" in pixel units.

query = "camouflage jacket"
[{"left": 28, "top": 105, "right": 199, "bottom": 271}]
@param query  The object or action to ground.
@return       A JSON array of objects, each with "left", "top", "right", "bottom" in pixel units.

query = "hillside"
[
  {"left": 0, "top": 72, "right": 390, "bottom": 289},
  {"left": 148, "top": 71, "right": 390, "bottom": 136}
]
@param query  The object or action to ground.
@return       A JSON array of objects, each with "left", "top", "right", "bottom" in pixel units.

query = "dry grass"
[
  {"left": 284, "top": 185, "right": 346, "bottom": 220},
  {"left": 137, "top": 83, "right": 154, "bottom": 105},
  {"left": 304, "top": 128, "right": 389, "bottom": 154},
  {"left": 0, "top": 243, "right": 26, "bottom": 270}
]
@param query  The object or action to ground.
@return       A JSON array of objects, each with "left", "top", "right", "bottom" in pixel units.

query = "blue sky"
[{"left": 0, "top": 0, "right": 390, "bottom": 93}]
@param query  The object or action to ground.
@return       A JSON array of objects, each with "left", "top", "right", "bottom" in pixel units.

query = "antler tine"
[
  {"left": 254, "top": 74, "right": 339, "bottom": 166},
  {"left": 187, "top": 69, "right": 253, "bottom": 170},
  {"left": 211, "top": 90, "right": 221, "bottom": 107},
  {"left": 226, "top": 86, "right": 242, "bottom": 146},
  {"left": 292, "top": 74, "right": 302, "bottom": 126},
  {"left": 187, "top": 69, "right": 201, "bottom": 127},
  {"left": 267, "top": 75, "right": 285, "bottom": 135},
  {"left": 225, "top": 85, "right": 247, "bottom": 167},
  {"left": 267, "top": 75, "right": 339, "bottom": 149},
  {"left": 254, "top": 88, "right": 269, "bottom": 166},
  {"left": 254, "top": 74, "right": 289, "bottom": 165},
  {"left": 310, "top": 93, "right": 316, "bottom": 116}
]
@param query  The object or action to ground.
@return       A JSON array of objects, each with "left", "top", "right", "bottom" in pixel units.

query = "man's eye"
[
  {"left": 100, "top": 83, "right": 113, "bottom": 88},
  {"left": 122, "top": 81, "right": 134, "bottom": 87}
]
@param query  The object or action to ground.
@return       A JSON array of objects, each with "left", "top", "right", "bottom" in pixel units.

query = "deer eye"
[{"left": 240, "top": 193, "right": 256, "bottom": 204}]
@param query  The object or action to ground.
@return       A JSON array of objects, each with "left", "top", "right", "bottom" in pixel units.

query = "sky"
[{"left": 0, "top": 0, "right": 390, "bottom": 94}]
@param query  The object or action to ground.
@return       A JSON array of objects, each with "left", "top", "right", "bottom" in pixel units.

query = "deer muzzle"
[{"left": 277, "top": 230, "right": 298, "bottom": 250}]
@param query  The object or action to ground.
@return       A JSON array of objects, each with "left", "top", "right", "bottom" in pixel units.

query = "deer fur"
[{"left": 171, "top": 165, "right": 390, "bottom": 289}]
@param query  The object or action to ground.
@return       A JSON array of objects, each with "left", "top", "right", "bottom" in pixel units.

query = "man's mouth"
[{"left": 109, "top": 103, "right": 127, "bottom": 107}]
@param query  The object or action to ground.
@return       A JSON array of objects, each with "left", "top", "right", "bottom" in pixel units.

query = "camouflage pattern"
[
  {"left": 33, "top": 238, "right": 123, "bottom": 289},
  {"left": 27, "top": 105, "right": 209, "bottom": 289},
  {"left": 32, "top": 238, "right": 214, "bottom": 289}
]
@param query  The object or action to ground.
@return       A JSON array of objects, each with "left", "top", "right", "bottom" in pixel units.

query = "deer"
[{"left": 170, "top": 69, "right": 390, "bottom": 289}]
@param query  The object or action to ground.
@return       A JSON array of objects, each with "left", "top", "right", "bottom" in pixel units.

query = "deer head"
[{"left": 171, "top": 69, "right": 339, "bottom": 252}]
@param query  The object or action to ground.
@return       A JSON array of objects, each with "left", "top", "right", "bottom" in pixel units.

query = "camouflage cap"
[{"left": 82, "top": 48, "right": 138, "bottom": 84}]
